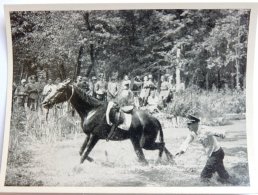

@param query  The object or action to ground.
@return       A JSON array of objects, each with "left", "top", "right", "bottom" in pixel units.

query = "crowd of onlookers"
[{"left": 13, "top": 73, "right": 178, "bottom": 113}]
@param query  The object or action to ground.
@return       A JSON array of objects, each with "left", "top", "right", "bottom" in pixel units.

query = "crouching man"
[{"left": 176, "top": 115, "right": 232, "bottom": 184}]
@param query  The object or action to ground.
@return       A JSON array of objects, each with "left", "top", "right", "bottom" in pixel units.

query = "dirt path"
[{"left": 6, "top": 120, "right": 249, "bottom": 186}]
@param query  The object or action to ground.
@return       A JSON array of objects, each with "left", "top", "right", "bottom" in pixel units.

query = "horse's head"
[{"left": 42, "top": 78, "right": 72, "bottom": 109}]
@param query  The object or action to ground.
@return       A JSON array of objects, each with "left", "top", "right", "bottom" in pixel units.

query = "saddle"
[{"left": 106, "top": 102, "right": 134, "bottom": 127}]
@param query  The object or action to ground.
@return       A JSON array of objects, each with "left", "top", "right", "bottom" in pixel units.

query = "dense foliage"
[{"left": 10, "top": 9, "right": 249, "bottom": 90}]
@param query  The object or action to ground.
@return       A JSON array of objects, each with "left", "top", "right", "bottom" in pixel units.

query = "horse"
[{"left": 42, "top": 78, "right": 173, "bottom": 165}]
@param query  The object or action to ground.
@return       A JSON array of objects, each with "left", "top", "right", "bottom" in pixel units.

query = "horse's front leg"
[
  {"left": 79, "top": 134, "right": 91, "bottom": 156},
  {"left": 81, "top": 135, "right": 99, "bottom": 164},
  {"left": 130, "top": 138, "right": 148, "bottom": 165}
]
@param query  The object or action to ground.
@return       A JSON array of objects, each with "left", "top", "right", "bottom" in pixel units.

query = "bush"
[{"left": 165, "top": 87, "right": 246, "bottom": 126}]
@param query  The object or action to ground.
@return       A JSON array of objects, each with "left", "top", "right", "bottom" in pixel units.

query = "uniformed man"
[
  {"left": 25, "top": 75, "right": 39, "bottom": 111},
  {"left": 176, "top": 115, "right": 232, "bottom": 183},
  {"left": 42, "top": 79, "right": 54, "bottom": 98},
  {"left": 121, "top": 75, "right": 131, "bottom": 90},
  {"left": 81, "top": 76, "right": 90, "bottom": 93},
  {"left": 159, "top": 75, "right": 171, "bottom": 107},
  {"left": 14, "top": 79, "right": 28, "bottom": 108},
  {"left": 55, "top": 77, "right": 61, "bottom": 85},
  {"left": 107, "top": 75, "right": 118, "bottom": 101},
  {"left": 95, "top": 73, "right": 107, "bottom": 101},
  {"left": 143, "top": 74, "right": 157, "bottom": 106},
  {"left": 140, "top": 75, "right": 149, "bottom": 106},
  {"left": 75, "top": 76, "right": 83, "bottom": 88},
  {"left": 37, "top": 78, "right": 47, "bottom": 111},
  {"left": 89, "top": 76, "right": 97, "bottom": 97}
]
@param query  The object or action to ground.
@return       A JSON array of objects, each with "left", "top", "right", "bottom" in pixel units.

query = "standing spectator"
[
  {"left": 167, "top": 75, "right": 176, "bottom": 102},
  {"left": 89, "top": 76, "right": 97, "bottom": 97},
  {"left": 107, "top": 75, "right": 118, "bottom": 101},
  {"left": 25, "top": 75, "right": 39, "bottom": 111},
  {"left": 75, "top": 76, "right": 83, "bottom": 87},
  {"left": 55, "top": 77, "right": 61, "bottom": 85},
  {"left": 82, "top": 77, "right": 90, "bottom": 93},
  {"left": 143, "top": 74, "right": 157, "bottom": 106},
  {"left": 140, "top": 75, "right": 149, "bottom": 106},
  {"left": 14, "top": 79, "right": 28, "bottom": 108},
  {"left": 147, "top": 90, "right": 160, "bottom": 113},
  {"left": 95, "top": 73, "right": 107, "bottom": 101},
  {"left": 37, "top": 78, "right": 47, "bottom": 111},
  {"left": 42, "top": 79, "right": 54, "bottom": 98},
  {"left": 131, "top": 75, "right": 142, "bottom": 108},
  {"left": 159, "top": 75, "right": 171, "bottom": 107},
  {"left": 121, "top": 74, "right": 131, "bottom": 89}
]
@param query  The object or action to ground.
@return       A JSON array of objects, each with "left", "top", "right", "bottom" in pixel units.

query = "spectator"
[
  {"left": 55, "top": 77, "right": 61, "bottom": 85},
  {"left": 159, "top": 75, "right": 171, "bottom": 107},
  {"left": 14, "top": 79, "right": 28, "bottom": 108},
  {"left": 95, "top": 73, "right": 107, "bottom": 101},
  {"left": 107, "top": 75, "right": 118, "bottom": 101},
  {"left": 42, "top": 79, "right": 54, "bottom": 98},
  {"left": 143, "top": 74, "right": 157, "bottom": 106},
  {"left": 147, "top": 90, "right": 160, "bottom": 113},
  {"left": 140, "top": 75, "right": 149, "bottom": 106},
  {"left": 121, "top": 75, "right": 131, "bottom": 89},
  {"left": 25, "top": 75, "right": 39, "bottom": 111},
  {"left": 89, "top": 76, "right": 97, "bottom": 97},
  {"left": 81, "top": 77, "right": 90, "bottom": 93},
  {"left": 37, "top": 78, "right": 47, "bottom": 111}
]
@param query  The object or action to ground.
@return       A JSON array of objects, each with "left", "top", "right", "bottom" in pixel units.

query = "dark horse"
[{"left": 42, "top": 79, "right": 173, "bottom": 165}]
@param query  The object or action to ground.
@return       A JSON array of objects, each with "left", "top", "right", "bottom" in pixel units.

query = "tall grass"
[
  {"left": 7, "top": 104, "right": 82, "bottom": 171},
  {"left": 166, "top": 87, "right": 246, "bottom": 126}
]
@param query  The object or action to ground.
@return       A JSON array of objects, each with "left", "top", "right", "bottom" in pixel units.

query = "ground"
[{"left": 5, "top": 120, "right": 249, "bottom": 187}]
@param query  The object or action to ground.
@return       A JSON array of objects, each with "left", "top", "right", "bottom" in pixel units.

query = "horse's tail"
[{"left": 157, "top": 120, "right": 164, "bottom": 144}]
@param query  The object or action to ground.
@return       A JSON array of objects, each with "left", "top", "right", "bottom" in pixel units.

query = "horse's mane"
[{"left": 72, "top": 85, "right": 104, "bottom": 108}]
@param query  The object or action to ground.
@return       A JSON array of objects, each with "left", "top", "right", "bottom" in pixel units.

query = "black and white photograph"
[{"left": 1, "top": 4, "right": 254, "bottom": 191}]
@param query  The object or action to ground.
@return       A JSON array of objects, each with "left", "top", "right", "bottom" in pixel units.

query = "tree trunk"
[
  {"left": 235, "top": 18, "right": 241, "bottom": 90},
  {"left": 235, "top": 57, "right": 240, "bottom": 90},
  {"left": 86, "top": 44, "right": 95, "bottom": 77},
  {"left": 205, "top": 70, "right": 209, "bottom": 90},
  {"left": 83, "top": 12, "right": 95, "bottom": 77},
  {"left": 20, "top": 63, "right": 24, "bottom": 82},
  {"left": 74, "top": 45, "right": 83, "bottom": 81},
  {"left": 217, "top": 69, "right": 221, "bottom": 89},
  {"left": 176, "top": 47, "right": 181, "bottom": 92}
]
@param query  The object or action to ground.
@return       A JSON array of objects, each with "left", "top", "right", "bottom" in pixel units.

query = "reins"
[{"left": 67, "top": 85, "right": 74, "bottom": 103}]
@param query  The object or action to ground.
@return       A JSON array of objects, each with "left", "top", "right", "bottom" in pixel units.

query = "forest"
[{"left": 10, "top": 9, "right": 249, "bottom": 90}]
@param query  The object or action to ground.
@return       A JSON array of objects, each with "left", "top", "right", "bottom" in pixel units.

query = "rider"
[{"left": 106, "top": 81, "right": 134, "bottom": 142}]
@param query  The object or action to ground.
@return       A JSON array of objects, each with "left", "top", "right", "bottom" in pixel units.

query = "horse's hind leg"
[
  {"left": 81, "top": 135, "right": 99, "bottom": 164},
  {"left": 79, "top": 134, "right": 90, "bottom": 156},
  {"left": 164, "top": 147, "right": 174, "bottom": 162}
]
